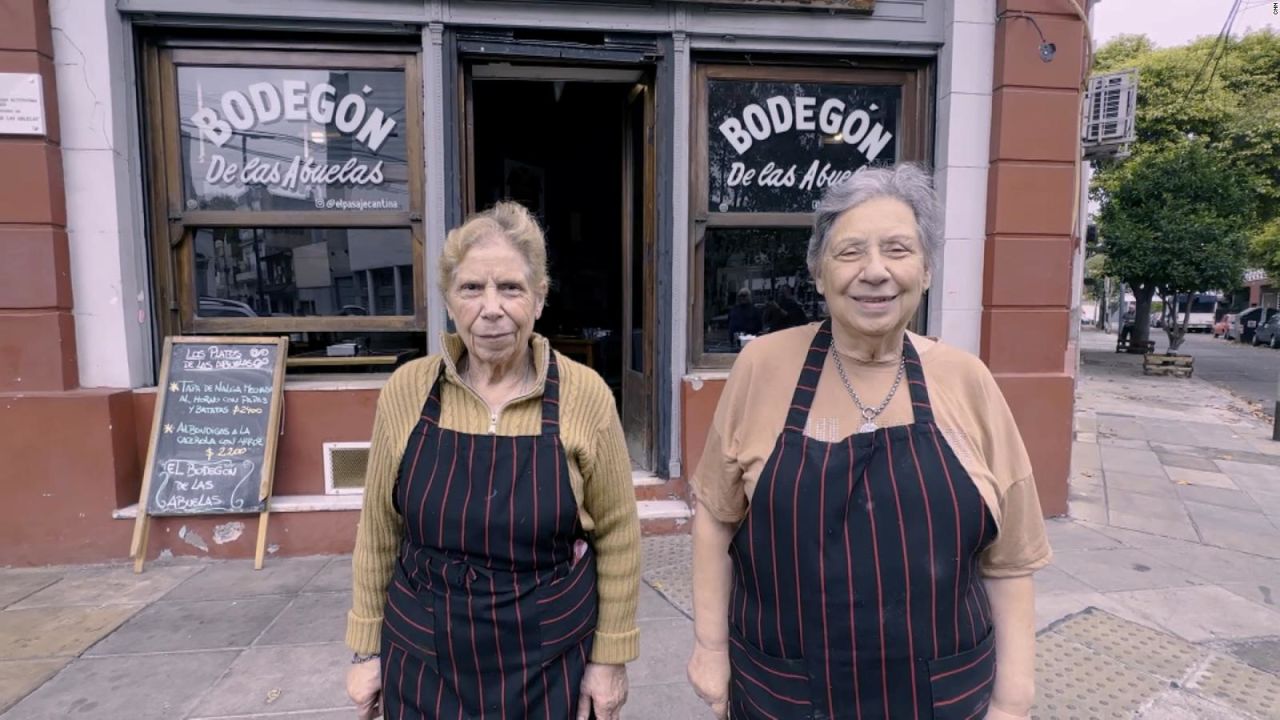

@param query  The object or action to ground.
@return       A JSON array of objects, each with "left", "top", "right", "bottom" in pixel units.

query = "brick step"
[{"left": 632, "top": 472, "right": 692, "bottom": 535}]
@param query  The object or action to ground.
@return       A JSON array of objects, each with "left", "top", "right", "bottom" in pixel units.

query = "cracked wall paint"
[
  {"left": 177, "top": 525, "right": 209, "bottom": 552},
  {"left": 213, "top": 521, "right": 245, "bottom": 545}
]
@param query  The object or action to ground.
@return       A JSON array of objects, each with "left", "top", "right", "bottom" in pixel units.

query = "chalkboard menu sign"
[
  {"left": 131, "top": 336, "right": 288, "bottom": 571},
  {"left": 707, "top": 80, "right": 901, "bottom": 214}
]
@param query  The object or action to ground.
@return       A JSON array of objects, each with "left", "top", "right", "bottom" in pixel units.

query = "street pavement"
[
  {"left": 1, "top": 326, "right": 1278, "bottom": 719},
  {"left": 1130, "top": 327, "right": 1280, "bottom": 418}
]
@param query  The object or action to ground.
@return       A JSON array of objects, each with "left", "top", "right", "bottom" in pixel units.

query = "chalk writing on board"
[
  {"left": 179, "top": 345, "right": 274, "bottom": 372},
  {"left": 145, "top": 340, "right": 281, "bottom": 516},
  {"left": 152, "top": 459, "right": 258, "bottom": 514}
]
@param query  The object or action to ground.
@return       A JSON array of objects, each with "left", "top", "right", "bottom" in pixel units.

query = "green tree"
[
  {"left": 1091, "top": 31, "right": 1280, "bottom": 349},
  {"left": 1092, "top": 31, "right": 1280, "bottom": 194},
  {"left": 1096, "top": 140, "right": 1254, "bottom": 353},
  {"left": 1250, "top": 217, "right": 1280, "bottom": 282},
  {"left": 1083, "top": 253, "right": 1119, "bottom": 329}
]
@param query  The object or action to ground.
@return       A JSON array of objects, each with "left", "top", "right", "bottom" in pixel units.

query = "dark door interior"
[{"left": 467, "top": 70, "right": 656, "bottom": 470}]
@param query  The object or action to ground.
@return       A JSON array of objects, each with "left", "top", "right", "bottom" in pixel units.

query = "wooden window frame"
[
  {"left": 143, "top": 42, "right": 426, "bottom": 338},
  {"left": 689, "top": 61, "right": 933, "bottom": 369}
]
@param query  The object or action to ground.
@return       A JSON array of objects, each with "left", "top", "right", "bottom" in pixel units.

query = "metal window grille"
[{"left": 323, "top": 442, "right": 370, "bottom": 494}]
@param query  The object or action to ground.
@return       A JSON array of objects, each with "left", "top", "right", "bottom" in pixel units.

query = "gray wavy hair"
[{"left": 807, "top": 163, "right": 943, "bottom": 280}]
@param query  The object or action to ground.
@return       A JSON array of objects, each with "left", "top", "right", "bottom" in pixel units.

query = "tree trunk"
[
  {"left": 1165, "top": 293, "right": 1187, "bottom": 353},
  {"left": 1096, "top": 281, "right": 1109, "bottom": 330},
  {"left": 1129, "top": 284, "right": 1156, "bottom": 354}
]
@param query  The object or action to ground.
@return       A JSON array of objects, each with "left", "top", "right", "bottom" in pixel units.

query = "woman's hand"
[
  {"left": 687, "top": 637, "right": 731, "bottom": 719},
  {"left": 345, "top": 658, "right": 382, "bottom": 720},
  {"left": 578, "top": 662, "right": 629, "bottom": 720},
  {"left": 986, "top": 704, "right": 1031, "bottom": 720}
]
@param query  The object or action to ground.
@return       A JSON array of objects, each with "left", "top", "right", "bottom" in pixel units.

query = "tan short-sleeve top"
[{"left": 690, "top": 323, "right": 1052, "bottom": 578}]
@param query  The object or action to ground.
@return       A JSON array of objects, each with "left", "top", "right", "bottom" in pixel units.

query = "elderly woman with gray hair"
[
  {"left": 686, "top": 164, "right": 1051, "bottom": 720},
  {"left": 345, "top": 201, "right": 640, "bottom": 720}
]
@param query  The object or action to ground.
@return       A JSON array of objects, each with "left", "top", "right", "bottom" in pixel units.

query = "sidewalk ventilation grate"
[
  {"left": 1189, "top": 653, "right": 1280, "bottom": 718},
  {"left": 1033, "top": 620, "right": 1165, "bottom": 719},
  {"left": 1051, "top": 608, "right": 1200, "bottom": 681},
  {"left": 644, "top": 563, "right": 693, "bottom": 619},
  {"left": 641, "top": 535, "right": 691, "bottom": 572},
  {"left": 640, "top": 535, "right": 694, "bottom": 619}
]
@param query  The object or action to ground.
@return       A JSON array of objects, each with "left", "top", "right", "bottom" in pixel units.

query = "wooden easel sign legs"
[
  {"left": 130, "top": 508, "right": 273, "bottom": 573},
  {"left": 130, "top": 336, "right": 288, "bottom": 573}
]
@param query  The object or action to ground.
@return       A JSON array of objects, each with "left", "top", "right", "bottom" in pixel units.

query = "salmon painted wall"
[
  {"left": 0, "top": 387, "right": 378, "bottom": 566},
  {"left": 981, "top": 0, "right": 1090, "bottom": 516}
]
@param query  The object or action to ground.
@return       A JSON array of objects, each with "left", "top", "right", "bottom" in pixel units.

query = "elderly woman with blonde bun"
[{"left": 345, "top": 201, "right": 641, "bottom": 720}]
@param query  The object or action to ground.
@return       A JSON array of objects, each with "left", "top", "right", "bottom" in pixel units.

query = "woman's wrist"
[
  {"left": 988, "top": 686, "right": 1034, "bottom": 718},
  {"left": 985, "top": 704, "right": 1031, "bottom": 720},
  {"left": 351, "top": 652, "right": 380, "bottom": 664},
  {"left": 693, "top": 631, "right": 729, "bottom": 653}
]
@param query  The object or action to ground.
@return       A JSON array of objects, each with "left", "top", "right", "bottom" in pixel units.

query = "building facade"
[
  {"left": 0, "top": 0, "right": 1090, "bottom": 565},
  {"left": 1241, "top": 270, "right": 1276, "bottom": 311}
]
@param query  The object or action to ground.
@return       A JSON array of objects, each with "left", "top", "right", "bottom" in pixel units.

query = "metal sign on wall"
[
  {"left": 671, "top": 0, "right": 874, "bottom": 12},
  {"left": 707, "top": 80, "right": 900, "bottom": 213},
  {"left": 0, "top": 73, "right": 46, "bottom": 136}
]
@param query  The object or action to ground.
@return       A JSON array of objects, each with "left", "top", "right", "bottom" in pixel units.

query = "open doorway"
[{"left": 466, "top": 66, "right": 656, "bottom": 471}]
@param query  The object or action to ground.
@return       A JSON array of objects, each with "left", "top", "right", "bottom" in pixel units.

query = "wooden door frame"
[
  {"left": 139, "top": 38, "right": 427, "bottom": 345},
  {"left": 622, "top": 78, "right": 658, "bottom": 470},
  {"left": 457, "top": 58, "right": 660, "bottom": 469}
]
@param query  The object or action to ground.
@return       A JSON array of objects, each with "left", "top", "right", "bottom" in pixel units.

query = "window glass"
[
  {"left": 702, "top": 227, "right": 824, "bottom": 354},
  {"left": 707, "top": 79, "right": 901, "bottom": 213},
  {"left": 193, "top": 227, "right": 414, "bottom": 318},
  {"left": 177, "top": 66, "right": 410, "bottom": 213}
]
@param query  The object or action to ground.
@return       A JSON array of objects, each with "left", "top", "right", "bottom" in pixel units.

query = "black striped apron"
[
  {"left": 381, "top": 352, "right": 597, "bottom": 719},
  {"left": 728, "top": 320, "right": 998, "bottom": 720}
]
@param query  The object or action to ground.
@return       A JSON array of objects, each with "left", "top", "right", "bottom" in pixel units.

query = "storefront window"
[
  {"left": 702, "top": 227, "right": 821, "bottom": 353},
  {"left": 144, "top": 44, "right": 425, "bottom": 369},
  {"left": 177, "top": 67, "right": 410, "bottom": 214},
  {"left": 706, "top": 80, "right": 901, "bottom": 214},
  {"left": 692, "top": 64, "right": 926, "bottom": 366},
  {"left": 192, "top": 228, "right": 414, "bottom": 318}
]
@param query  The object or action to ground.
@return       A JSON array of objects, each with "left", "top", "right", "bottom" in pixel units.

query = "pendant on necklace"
[{"left": 858, "top": 421, "right": 878, "bottom": 434}]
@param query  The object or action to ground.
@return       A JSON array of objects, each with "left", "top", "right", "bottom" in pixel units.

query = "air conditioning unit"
[{"left": 1082, "top": 69, "right": 1138, "bottom": 160}]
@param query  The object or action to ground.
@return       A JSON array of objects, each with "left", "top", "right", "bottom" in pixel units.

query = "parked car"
[
  {"left": 1233, "top": 307, "right": 1280, "bottom": 344},
  {"left": 1254, "top": 313, "right": 1280, "bottom": 349},
  {"left": 1213, "top": 314, "right": 1234, "bottom": 338},
  {"left": 197, "top": 296, "right": 257, "bottom": 318}
]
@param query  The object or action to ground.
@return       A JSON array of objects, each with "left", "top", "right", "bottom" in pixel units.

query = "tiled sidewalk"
[
  {"left": 0, "top": 553, "right": 705, "bottom": 719},
  {"left": 2, "top": 327, "right": 1278, "bottom": 719}
]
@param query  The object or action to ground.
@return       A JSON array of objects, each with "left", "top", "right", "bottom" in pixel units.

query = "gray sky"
[
  {"left": 1092, "top": 0, "right": 1278, "bottom": 47},
  {"left": 1085, "top": 2, "right": 1277, "bottom": 223}
]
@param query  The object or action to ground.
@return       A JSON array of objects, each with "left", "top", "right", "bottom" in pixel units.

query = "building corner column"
[
  {"left": 983, "top": 0, "right": 1091, "bottom": 516},
  {"left": 0, "top": 0, "right": 77, "bottom": 392},
  {"left": 0, "top": 0, "right": 140, "bottom": 566}
]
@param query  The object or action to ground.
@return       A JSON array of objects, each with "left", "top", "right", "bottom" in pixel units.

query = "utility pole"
[{"left": 1273, "top": 373, "right": 1279, "bottom": 442}]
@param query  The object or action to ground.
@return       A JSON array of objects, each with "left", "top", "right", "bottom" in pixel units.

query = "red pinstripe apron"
[
  {"left": 728, "top": 320, "right": 998, "bottom": 720},
  {"left": 381, "top": 352, "right": 597, "bottom": 719}
]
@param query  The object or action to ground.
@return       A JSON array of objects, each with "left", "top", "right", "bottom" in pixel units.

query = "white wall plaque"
[{"left": 0, "top": 73, "right": 46, "bottom": 136}]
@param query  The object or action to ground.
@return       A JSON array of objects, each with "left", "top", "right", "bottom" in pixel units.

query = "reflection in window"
[
  {"left": 702, "top": 227, "right": 826, "bottom": 354},
  {"left": 193, "top": 228, "right": 414, "bottom": 318}
]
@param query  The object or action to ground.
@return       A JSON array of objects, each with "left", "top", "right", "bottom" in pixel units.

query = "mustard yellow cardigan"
[{"left": 346, "top": 333, "right": 642, "bottom": 664}]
